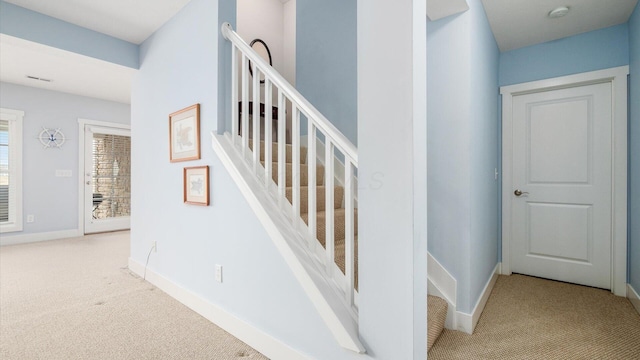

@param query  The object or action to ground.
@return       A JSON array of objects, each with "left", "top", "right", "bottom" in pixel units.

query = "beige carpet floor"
[
  {"left": 428, "top": 274, "right": 640, "bottom": 360},
  {"left": 0, "top": 232, "right": 268, "bottom": 360}
]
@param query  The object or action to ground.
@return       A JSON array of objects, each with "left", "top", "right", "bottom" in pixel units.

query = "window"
[{"left": 0, "top": 108, "right": 24, "bottom": 233}]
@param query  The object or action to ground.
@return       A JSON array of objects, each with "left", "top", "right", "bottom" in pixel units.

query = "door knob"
[
  {"left": 86, "top": 181, "right": 91, "bottom": 185},
  {"left": 514, "top": 189, "right": 529, "bottom": 197}
]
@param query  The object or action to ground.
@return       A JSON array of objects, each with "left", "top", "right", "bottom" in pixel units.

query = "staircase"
[
  {"left": 217, "top": 22, "right": 449, "bottom": 355},
  {"left": 250, "top": 139, "right": 360, "bottom": 288},
  {"left": 427, "top": 295, "right": 448, "bottom": 352}
]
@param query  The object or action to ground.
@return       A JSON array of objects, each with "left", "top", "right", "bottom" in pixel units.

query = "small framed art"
[
  {"left": 169, "top": 104, "right": 200, "bottom": 162},
  {"left": 184, "top": 166, "right": 209, "bottom": 206}
]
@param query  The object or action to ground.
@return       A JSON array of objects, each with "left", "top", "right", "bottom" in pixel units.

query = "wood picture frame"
[
  {"left": 169, "top": 104, "right": 200, "bottom": 162},
  {"left": 183, "top": 166, "right": 209, "bottom": 206}
]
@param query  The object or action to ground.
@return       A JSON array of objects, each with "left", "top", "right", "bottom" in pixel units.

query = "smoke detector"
[{"left": 548, "top": 6, "right": 570, "bottom": 18}]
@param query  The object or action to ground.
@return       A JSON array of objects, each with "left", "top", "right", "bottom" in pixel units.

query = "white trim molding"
[
  {"left": 500, "top": 66, "right": 629, "bottom": 297},
  {"left": 128, "top": 258, "right": 309, "bottom": 360},
  {"left": 77, "top": 118, "right": 131, "bottom": 235},
  {"left": 0, "top": 229, "right": 81, "bottom": 246},
  {"left": 628, "top": 284, "right": 640, "bottom": 316},
  {"left": 456, "top": 263, "right": 500, "bottom": 334},
  {"left": 0, "top": 108, "right": 24, "bottom": 234},
  {"left": 427, "top": 252, "right": 457, "bottom": 329}
]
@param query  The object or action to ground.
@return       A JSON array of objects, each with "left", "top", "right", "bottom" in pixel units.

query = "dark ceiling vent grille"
[{"left": 26, "top": 75, "right": 52, "bottom": 83}]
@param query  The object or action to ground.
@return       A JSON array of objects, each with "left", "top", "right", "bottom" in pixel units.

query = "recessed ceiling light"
[{"left": 548, "top": 6, "right": 570, "bottom": 18}]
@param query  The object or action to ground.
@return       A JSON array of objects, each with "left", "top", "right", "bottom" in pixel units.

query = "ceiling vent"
[{"left": 26, "top": 75, "right": 53, "bottom": 83}]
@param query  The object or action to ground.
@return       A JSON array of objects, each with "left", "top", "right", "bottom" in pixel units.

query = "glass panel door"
[{"left": 84, "top": 125, "right": 131, "bottom": 234}]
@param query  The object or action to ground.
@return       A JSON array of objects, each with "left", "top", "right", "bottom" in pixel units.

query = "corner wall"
[
  {"left": 296, "top": 0, "right": 357, "bottom": 144},
  {"left": 628, "top": 2, "right": 640, "bottom": 294},
  {"left": 426, "top": 0, "right": 499, "bottom": 314},
  {"left": 468, "top": 0, "right": 500, "bottom": 310},
  {"left": 0, "top": 82, "right": 130, "bottom": 243}
]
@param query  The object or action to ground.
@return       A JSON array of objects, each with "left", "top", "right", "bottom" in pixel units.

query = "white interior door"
[
  {"left": 510, "top": 82, "right": 612, "bottom": 289},
  {"left": 84, "top": 125, "right": 131, "bottom": 234}
]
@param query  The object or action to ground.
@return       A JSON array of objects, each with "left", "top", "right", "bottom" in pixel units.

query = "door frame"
[
  {"left": 500, "top": 66, "right": 629, "bottom": 296},
  {"left": 77, "top": 118, "right": 131, "bottom": 235}
]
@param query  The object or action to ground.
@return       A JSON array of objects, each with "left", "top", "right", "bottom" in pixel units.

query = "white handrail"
[{"left": 221, "top": 22, "right": 357, "bottom": 166}]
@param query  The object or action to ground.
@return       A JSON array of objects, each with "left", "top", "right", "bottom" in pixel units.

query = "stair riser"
[{"left": 427, "top": 295, "right": 448, "bottom": 352}]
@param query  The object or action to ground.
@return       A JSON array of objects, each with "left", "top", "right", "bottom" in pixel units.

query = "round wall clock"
[{"left": 39, "top": 127, "right": 66, "bottom": 148}]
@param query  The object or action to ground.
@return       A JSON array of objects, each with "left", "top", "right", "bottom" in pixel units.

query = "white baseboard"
[
  {"left": 427, "top": 252, "right": 457, "bottom": 329},
  {"left": 128, "top": 258, "right": 309, "bottom": 360},
  {"left": 628, "top": 283, "right": 640, "bottom": 316},
  {"left": 0, "top": 229, "right": 81, "bottom": 246},
  {"left": 456, "top": 263, "right": 500, "bottom": 334}
]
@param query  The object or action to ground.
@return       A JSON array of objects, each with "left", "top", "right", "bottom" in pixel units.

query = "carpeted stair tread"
[
  {"left": 427, "top": 295, "right": 448, "bottom": 353},
  {"left": 286, "top": 186, "right": 344, "bottom": 213},
  {"left": 249, "top": 140, "right": 308, "bottom": 163},
  {"left": 268, "top": 162, "right": 325, "bottom": 187},
  {"left": 301, "top": 208, "right": 358, "bottom": 246}
]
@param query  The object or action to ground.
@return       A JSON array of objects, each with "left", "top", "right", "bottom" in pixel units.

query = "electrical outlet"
[
  {"left": 215, "top": 264, "right": 223, "bottom": 283},
  {"left": 26, "top": 215, "right": 35, "bottom": 223},
  {"left": 152, "top": 241, "right": 157, "bottom": 253}
]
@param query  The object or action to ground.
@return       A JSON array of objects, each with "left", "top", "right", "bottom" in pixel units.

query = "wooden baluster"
[
  {"left": 252, "top": 67, "right": 260, "bottom": 171},
  {"left": 277, "top": 90, "right": 286, "bottom": 201},
  {"left": 307, "top": 121, "right": 317, "bottom": 244},
  {"left": 292, "top": 107, "right": 301, "bottom": 225},
  {"left": 344, "top": 160, "right": 355, "bottom": 305},
  {"left": 231, "top": 45, "right": 238, "bottom": 145},
  {"left": 264, "top": 79, "right": 272, "bottom": 187},
  {"left": 325, "top": 141, "right": 335, "bottom": 275},
  {"left": 241, "top": 54, "right": 249, "bottom": 155}
]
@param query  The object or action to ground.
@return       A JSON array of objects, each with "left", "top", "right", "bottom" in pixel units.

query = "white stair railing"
[{"left": 221, "top": 23, "right": 358, "bottom": 312}]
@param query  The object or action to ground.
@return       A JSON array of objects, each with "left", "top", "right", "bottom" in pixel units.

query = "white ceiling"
[
  {"left": 0, "top": 0, "right": 637, "bottom": 105},
  {"left": 0, "top": 34, "right": 135, "bottom": 104},
  {"left": 482, "top": 0, "right": 638, "bottom": 51},
  {"left": 4, "top": 0, "right": 192, "bottom": 44},
  {"left": 1, "top": 0, "right": 191, "bottom": 104}
]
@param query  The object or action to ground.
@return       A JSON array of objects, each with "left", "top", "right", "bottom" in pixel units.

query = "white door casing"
[
  {"left": 78, "top": 119, "right": 131, "bottom": 234},
  {"left": 501, "top": 66, "right": 628, "bottom": 296}
]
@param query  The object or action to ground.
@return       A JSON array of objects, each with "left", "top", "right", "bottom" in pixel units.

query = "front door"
[
  {"left": 510, "top": 82, "right": 612, "bottom": 289},
  {"left": 83, "top": 125, "right": 131, "bottom": 234}
]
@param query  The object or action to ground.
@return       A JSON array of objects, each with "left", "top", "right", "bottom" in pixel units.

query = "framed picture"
[
  {"left": 184, "top": 166, "right": 209, "bottom": 206},
  {"left": 169, "top": 104, "right": 200, "bottom": 162}
]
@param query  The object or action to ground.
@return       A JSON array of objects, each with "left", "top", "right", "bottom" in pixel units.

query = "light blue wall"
[
  {"left": 130, "top": 1, "right": 366, "bottom": 358},
  {"left": 427, "top": 0, "right": 499, "bottom": 313},
  {"left": 0, "top": 1, "right": 138, "bottom": 69},
  {"left": 427, "top": 11, "right": 472, "bottom": 313},
  {"left": 296, "top": 0, "right": 357, "bottom": 144},
  {"left": 499, "top": 23, "right": 629, "bottom": 86},
  {"left": 629, "top": 2, "right": 640, "bottom": 293},
  {"left": 469, "top": 1, "right": 500, "bottom": 309},
  {"left": 0, "top": 82, "right": 130, "bottom": 238},
  {"left": 217, "top": 0, "right": 236, "bottom": 133}
]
